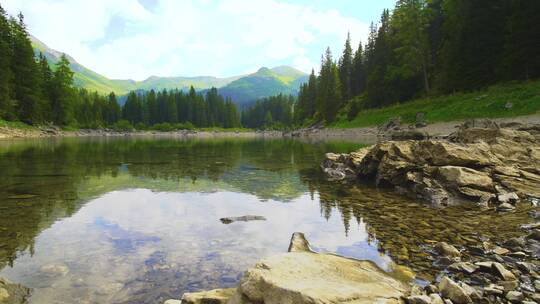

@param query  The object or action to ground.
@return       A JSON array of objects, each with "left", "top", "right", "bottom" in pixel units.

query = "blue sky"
[{"left": 3, "top": 0, "right": 396, "bottom": 80}]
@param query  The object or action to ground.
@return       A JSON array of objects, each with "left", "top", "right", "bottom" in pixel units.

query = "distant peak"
[
  {"left": 271, "top": 66, "right": 307, "bottom": 76},
  {"left": 257, "top": 67, "right": 271, "bottom": 73}
]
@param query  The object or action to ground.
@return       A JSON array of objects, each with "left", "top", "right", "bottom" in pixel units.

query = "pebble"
[
  {"left": 505, "top": 291, "right": 524, "bottom": 303},
  {"left": 434, "top": 242, "right": 461, "bottom": 258},
  {"left": 438, "top": 277, "right": 472, "bottom": 304},
  {"left": 0, "top": 288, "right": 9, "bottom": 301},
  {"left": 429, "top": 293, "right": 444, "bottom": 304},
  {"left": 406, "top": 295, "right": 432, "bottom": 304},
  {"left": 492, "top": 246, "right": 510, "bottom": 255},
  {"left": 497, "top": 202, "right": 516, "bottom": 212},
  {"left": 448, "top": 262, "right": 478, "bottom": 274},
  {"left": 526, "top": 229, "right": 540, "bottom": 241},
  {"left": 492, "top": 262, "right": 517, "bottom": 281}
]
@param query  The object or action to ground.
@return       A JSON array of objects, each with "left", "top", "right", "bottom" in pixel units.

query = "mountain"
[
  {"left": 30, "top": 35, "right": 308, "bottom": 105},
  {"left": 217, "top": 67, "right": 309, "bottom": 107},
  {"left": 30, "top": 36, "right": 137, "bottom": 95}
]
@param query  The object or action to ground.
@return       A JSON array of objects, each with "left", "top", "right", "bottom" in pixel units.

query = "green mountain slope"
[
  {"left": 218, "top": 67, "right": 309, "bottom": 107},
  {"left": 30, "top": 36, "right": 308, "bottom": 103},
  {"left": 30, "top": 36, "right": 137, "bottom": 94}
]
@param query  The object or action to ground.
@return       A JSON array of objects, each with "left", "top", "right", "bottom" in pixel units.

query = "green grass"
[
  {"left": 0, "top": 119, "right": 35, "bottom": 130},
  {"left": 332, "top": 80, "right": 540, "bottom": 129},
  {"left": 198, "top": 127, "right": 252, "bottom": 133}
]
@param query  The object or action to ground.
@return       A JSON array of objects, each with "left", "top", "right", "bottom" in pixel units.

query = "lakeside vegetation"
[
  {"left": 294, "top": 0, "right": 540, "bottom": 126},
  {"left": 2, "top": 1, "right": 540, "bottom": 133},
  {"left": 332, "top": 80, "right": 540, "bottom": 128}
]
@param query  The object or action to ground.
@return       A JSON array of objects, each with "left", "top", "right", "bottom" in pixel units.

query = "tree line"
[
  {"left": 295, "top": 0, "right": 540, "bottom": 125},
  {"left": 0, "top": 7, "right": 243, "bottom": 130},
  {"left": 0, "top": 7, "right": 75, "bottom": 125},
  {"left": 120, "top": 87, "right": 241, "bottom": 129},
  {"left": 241, "top": 94, "right": 294, "bottom": 129}
]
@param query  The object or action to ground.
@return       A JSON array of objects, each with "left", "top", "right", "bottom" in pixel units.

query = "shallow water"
[{"left": 0, "top": 137, "right": 537, "bottom": 303}]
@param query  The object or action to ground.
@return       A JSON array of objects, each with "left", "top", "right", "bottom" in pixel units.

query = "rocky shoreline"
[
  {"left": 0, "top": 126, "right": 284, "bottom": 140},
  {"left": 322, "top": 120, "right": 540, "bottom": 209},
  {"left": 319, "top": 120, "right": 540, "bottom": 303},
  {"left": 168, "top": 233, "right": 412, "bottom": 304}
]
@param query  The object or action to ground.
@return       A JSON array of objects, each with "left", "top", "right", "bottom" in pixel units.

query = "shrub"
[{"left": 112, "top": 120, "right": 134, "bottom": 131}]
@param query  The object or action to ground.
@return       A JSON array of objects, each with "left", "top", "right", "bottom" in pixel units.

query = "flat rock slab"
[
  {"left": 220, "top": 215, "right": 266, "bottom": 224},
  {"left": 180, "top": 288, "right": 236, "bottom": 304},
  {"left": 229, "top": 252, "right": 409, "bottom": 304}
]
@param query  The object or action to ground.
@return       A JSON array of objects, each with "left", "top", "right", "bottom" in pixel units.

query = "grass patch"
[
  {"left": 332, "top": 80, "right": 540, "bottom": 129},
  {"left": 198, "top": 127, "right": 252, "bottom": 133},
  {"left": 0, "top": 119, "right": 35, "bottom": 130}
]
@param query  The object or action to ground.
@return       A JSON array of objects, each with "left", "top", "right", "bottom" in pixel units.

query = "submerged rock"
[
  {"left": 172, "top": 232, "right": 410, "bottom": 304},
  {"left": 438, "top": 277, "right": 472, "bottom": 304},
  {"left": 179, "top": 288, "right": 236, "bottom": 304},
  {"left": 434, "top": 242, "right": 461, "bottom": 258},
  {"left": 0, "top": 277, "right": 31, "bottom": 304},
  {"left": 219, "top": 215, "right": 266, "bottom": 224},
  {"left": 321, "top": 124, "right": 540, "bottom": 206}
]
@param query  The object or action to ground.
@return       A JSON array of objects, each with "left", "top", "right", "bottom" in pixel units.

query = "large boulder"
[
  {"left": 173, "top": 233, "right": 410, "bottom": 304},
  {"left": 228, "top": 252, "right": 408, "bottom": 304},
  {"left": 322, "top": 125, "right": 540, "bottom": 206}
]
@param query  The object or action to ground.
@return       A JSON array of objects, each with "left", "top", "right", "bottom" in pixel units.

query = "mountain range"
[{"left": 30, "top": 36, "right": 308, "bottom": 106}]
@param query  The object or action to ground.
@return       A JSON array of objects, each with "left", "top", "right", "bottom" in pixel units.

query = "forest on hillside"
[
  {"left": 1, "top": 1, "right": 539, "bottom": 130},
  {"left": 0, "top": 5, "right": 291, "bottom": 130},
  {"left": 295, "top": 0, "right": 540, "bottom": 125}
]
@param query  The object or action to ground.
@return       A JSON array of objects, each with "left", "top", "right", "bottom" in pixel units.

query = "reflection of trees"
[
  {"left": 304, "top": 176, "right": 534, "bottom": 280},
  {"left": 0, "top": 137, "right": 359, "bottom": 269}
]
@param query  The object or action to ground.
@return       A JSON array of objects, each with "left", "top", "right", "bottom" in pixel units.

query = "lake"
[{"left": 0, "top": 137, "right": 534, "bottom": 303}]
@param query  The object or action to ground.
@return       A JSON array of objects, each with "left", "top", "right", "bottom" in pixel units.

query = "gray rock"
[
  {"left": 287, "top": 232, "right": 311, "bottom": 253},
  {"left": 429, "top": 293, "right": 445, "bottom": 304},
  {"left": 474, "top": 261, "right": 494, "bottom": 272},
  {"left": 448, "top": 262, "right": 478, "bottom": 274},
  {"left": 438, "top": 277, "right": 472, "bottom": 304},
  {"left": 505, "top": 291, "right": 524, "bottom": 303},
  {"left": 483, "top": 286, "right": 504, "bottom": 296},
  {"left": 425, "top": 285, "right": 438, "bottom": 294},
  {"left": 526, "top": 229, "right": 540, "bottom": 241},
  {"left": 322, "top": 126, "right": 540, "bottom": 206},
  {"left": 492, "top": 262, "right": 517, "bottom": 281},
  {"left": 435, "top": 242, "right": 461, "bottom": 258},
  {"left": 498, "top": 192, "right": 519, "bottom": 204},
  {"left": 497, "top": 202, "right": 516, "bottom": 212},
  {"left": 498, "top": 280, "right": 519, "bottom": 291},
  {"left": 220, "top": 215, "right": 266, "bottom": 224},
  {"left": 0, "top": 277, "right": 31, "bottom": 304},
  {"left": 406, "top": 295, "right": 432, "bottom": 304},
  {"left": 178, "top": 288, "right": 235, "bottom": 304}
]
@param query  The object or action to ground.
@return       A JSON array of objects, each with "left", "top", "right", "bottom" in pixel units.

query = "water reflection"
[{"left": 0, "top": 137, "right": 536, "bottom": 303}]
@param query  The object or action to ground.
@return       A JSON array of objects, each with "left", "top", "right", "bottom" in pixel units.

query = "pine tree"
[
  {"left": 0, "top": 4, "right": 14, "bottom": 119},
  {"left": 365, "top": 10, "right": 394, "bottom": 107},
  {"left": 106, "top": 92, "right": 121, "bottom": 125},
  {"left": 10, "top": 13, "right": 43, "bottom": 123},
  {"left": 306, "top": 69, "right": 317, "bottom": 119},
  {"left": 502, "top": 0, "right": 540, "bottom": 80},
  {"left": 38, "top": 53, "right": 53, "bottom": 121},
  {"left": 338, "top": 33, "right": 353, "bottom": 101},
  {"left": 51, "top": 54, "right": 74, "bottom": 125},
  {"left": 351, "top": 42, "right": 366, "bottom": 96},
  {"left": 317, "top": 48, "right": 342, "bottom": 122},
  {"left": 392, "top": 0, "right": 431, "bottom": 93}
]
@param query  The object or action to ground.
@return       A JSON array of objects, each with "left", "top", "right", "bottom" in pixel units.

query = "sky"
[{"left": 3, "top": 0, "right": 396, "bottom": 81}]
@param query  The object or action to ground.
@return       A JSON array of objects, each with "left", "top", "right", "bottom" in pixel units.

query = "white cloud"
[{"left": 3, "top": 0, "right": 369, "bottom": 80}]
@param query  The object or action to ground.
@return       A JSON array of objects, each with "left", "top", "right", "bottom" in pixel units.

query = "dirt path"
[{"left": 289, "top": 114, "right": 540, "bottom": 142}]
